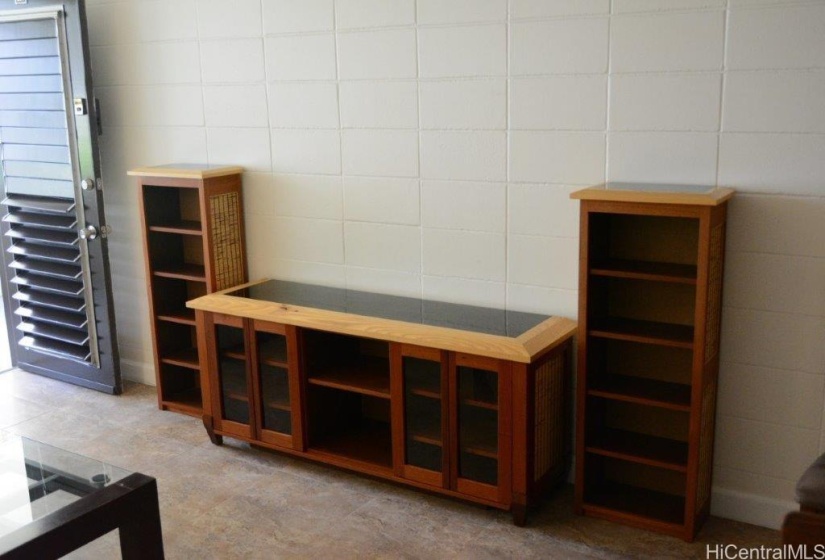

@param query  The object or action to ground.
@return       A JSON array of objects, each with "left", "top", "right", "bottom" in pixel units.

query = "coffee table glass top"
[
  {"left": 0, "top": 432, "right": 130, "bottom": 540},
  {"left": 226, "top": 280, "right": 551, "bottom": 338}
]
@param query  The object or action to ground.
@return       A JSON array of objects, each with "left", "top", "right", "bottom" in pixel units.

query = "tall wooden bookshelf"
[
  {"left": 130, "top": 164, "right": 247, "bottom": 417},
  {"left": 571, "top": 184, "right": 734, "bottom": 541}
]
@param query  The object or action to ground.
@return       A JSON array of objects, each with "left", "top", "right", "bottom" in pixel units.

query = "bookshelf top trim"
[
  {"left": 571, "top": 183, "right": 734, "bottom": 206},
  {"left": 128, "top": 164, "right": 244, "bottom": 180}
]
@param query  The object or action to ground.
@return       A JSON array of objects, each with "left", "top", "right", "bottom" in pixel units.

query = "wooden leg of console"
[
  {"left": 512, "top": 503, "right": 528, "bottom": 527},
  {"left": 202, "top": 415, "right": 223, "bottom": 446}
]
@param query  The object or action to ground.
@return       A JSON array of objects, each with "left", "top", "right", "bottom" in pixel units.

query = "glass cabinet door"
[
  {"left": 394, "top": 345, "right": 447, "bottom": 487},
  {"left": 453, "top": 356, "right": 510, "bottom": 502},
  {"left": 215, "top": 322, "right": 252, "bottom": 437},
  {"left": 253, "top": 321, "right": 299, "bottom": 449}
]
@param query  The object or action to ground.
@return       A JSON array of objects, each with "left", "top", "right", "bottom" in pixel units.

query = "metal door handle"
[{"left": 79, "top": 225, "right": 97, "bottom": 241}]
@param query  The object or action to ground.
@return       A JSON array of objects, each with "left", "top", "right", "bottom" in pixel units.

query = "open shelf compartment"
[
  {"left": 583, "top": 455, "right": 686, "bottom": 527},
  {"left": 586, "top": 275, "right": 696, "bottom": 349},
  {"left": 587, "top": 213, "right": 700, "bottom": 281},
  {"left": 585, "top": 339, "right": 693, "bottom": 411},
  {"left": 307, "top": 385, "right": 392, "bottom": 470},
  {"left": 149, "top": 231, "right": 206, "bottom": 282},
  {"left": 303, "top": 330, "right": 390, "bottom": 399},
  {"left": 143, "top": 185, "right": 203, "bottom": 235},
  {"left": 585, "top": 397, "right": 689, "bottom": 472},
  {"left": 159, "top": 363, "right": 202, "bottom": 416}
]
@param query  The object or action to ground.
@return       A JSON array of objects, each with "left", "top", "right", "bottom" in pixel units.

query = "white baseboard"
[
  {"left": 710, "top": 487, "right": 796, "bottom": 530},
  {"left": 120, "top": 358, "right": 156, "bottom": 386}
]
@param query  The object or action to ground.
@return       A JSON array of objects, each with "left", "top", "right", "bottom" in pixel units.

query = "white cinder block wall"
[{"left": 85, "top": 0, "right": 825, "bottom": 530}]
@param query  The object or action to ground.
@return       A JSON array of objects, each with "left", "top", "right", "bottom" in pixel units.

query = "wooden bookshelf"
[
  {"left": 131, "top": 164, "right": 247, "bottom": 417},
  {"left": 572, "top": 184, "right": 732, "bottom": 541}
]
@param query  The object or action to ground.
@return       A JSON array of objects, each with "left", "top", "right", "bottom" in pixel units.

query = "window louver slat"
[
  {"left": 4, "top": 177, "right": 74, "bottom": 198},
  {"left": 17, "top": 321, "right": 89, "bottom": 346},
  {"left": 13, "top": 289, "right": 85, "bottom": 313},
  {"left": 7, "top": 242, "right": 81, "bottom": 263},
  {"left": 0, "top": 19, "right": 56, "bottom": 41},
  {"left": 0, "top": 127, "right": 67, "bottom": 146},
  {"left": 3, "top": 211, "right": 77, "bottom": 229},
  {"left": 2, "top": 195, "right": 74, "bottom": 213},
  {"left": 0, "top": 110, "right": 66, "bottom": 129},
  {"left": 0, "top": 92, "right": 64, "bottom": 111},
  {"left": 9, "top": 259, "right": 82, "bottom": 280},
  {"left": 15, "top": 305, "right": 87, "bottom": 329},
  {"left": 10, "top": 272, "right": 84, "bottom": 296},
  {"left": 0, "top": 38, "right": 59, "bottom": 59},
  {"left": 4, "top": 160, "right": 74, "bottom": 181},
  {"left": 20, "top": 336, "right": 90, "bottom": 362},
  {"left": 0, "top": 75, "right": 63, "bottom": 93},
  {"left": 5, "top": 226, "right": 78, "bottom": 246},
  {"left": 2, "top": 144, "right": 71, "bottom": 164}
]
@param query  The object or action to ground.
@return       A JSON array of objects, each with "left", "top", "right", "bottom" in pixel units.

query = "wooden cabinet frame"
[
  {"left": 390, "top": 343, "right": 450, "bottom": 488},
  {"left": 250, "top": 321, "right": 303, "bottom": 450},
  {"left": 450, "top": 353, "right": 512, "bottom": 505},
  {"left": 131, "top": 165, "right": 246, "bottom": 417},
  {"left": 190, "top": 283, "right": 576, "bottom": 524},
  {"left": 571, "top": 185, "right": 732, "bottom": 541}
]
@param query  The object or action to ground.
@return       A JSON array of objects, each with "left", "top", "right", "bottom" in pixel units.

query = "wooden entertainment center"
[{"left": 187, "top": 280, "right": 576, "bottom": 523}]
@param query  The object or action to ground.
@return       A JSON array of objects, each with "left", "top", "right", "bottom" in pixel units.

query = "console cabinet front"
[
  {"left": 252, "top": 321, "right": 302, "bottom": 450},
  {"left": 452, "top": 354, "right": 511, "bottom": 504},
  {"left": 201, "top": 313, "right": 304, "bottom": 449},
  {"left": 196, "top": 310, "right": 571, "bottom": 523},
  {"left": 392, "top": 344, "right": 449, "bottom": 488}
]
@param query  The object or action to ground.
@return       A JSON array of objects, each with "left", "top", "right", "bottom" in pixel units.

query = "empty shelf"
[
  {"left": 588, "top": 375, "right": 691, "bottom": 411},
  {"left": 590, "top": 259, "right": 697, "bottom": 284},
  {"left": 589, "top": 318, "right": 694, "bottom": 349}
]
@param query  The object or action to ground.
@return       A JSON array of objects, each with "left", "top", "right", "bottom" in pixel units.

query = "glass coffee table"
[{"left": 0, "top": 433, "right": 163, "bottom": 559}]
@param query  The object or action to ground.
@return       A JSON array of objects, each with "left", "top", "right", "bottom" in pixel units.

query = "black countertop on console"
[{"left": 225, "top": 280, "right": 550, "bottom": 338}]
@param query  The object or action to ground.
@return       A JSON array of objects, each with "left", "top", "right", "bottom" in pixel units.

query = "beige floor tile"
[
  {"left": 0, "top": 394, "right": 49, "bottom": 429},
  {"left": 0, "top": 369, "right": 782, "bottom": 559}
]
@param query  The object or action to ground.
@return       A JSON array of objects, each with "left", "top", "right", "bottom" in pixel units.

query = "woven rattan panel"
[
  {"left": 704, "top": 223, "right": 723, "bottom": 363},
  {"left": 697, "top": 379, "right": 717, "bottom": 509},
  {"left": 534, "top": 350, "right": 566, "bottom": 482},
  {"left": 209, "top": 191, "right": 244, "bottom": 291}
]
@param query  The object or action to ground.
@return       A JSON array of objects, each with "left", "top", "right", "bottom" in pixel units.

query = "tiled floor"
[{"left": 0, "top": 369, "right": 780, "bottom": 559}]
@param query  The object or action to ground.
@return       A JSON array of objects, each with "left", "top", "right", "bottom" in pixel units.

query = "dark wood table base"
[{"left": 0, "top": 473, "right": 164, "bottom": 560}]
